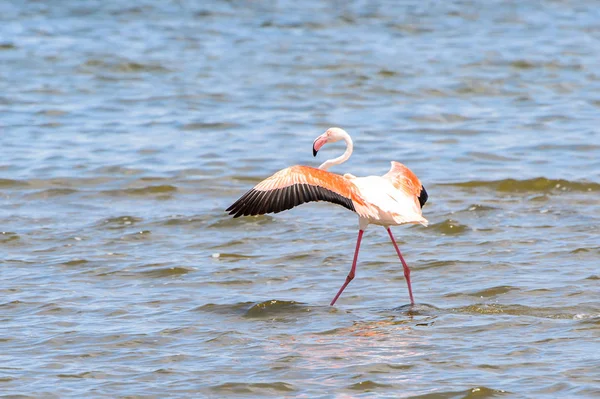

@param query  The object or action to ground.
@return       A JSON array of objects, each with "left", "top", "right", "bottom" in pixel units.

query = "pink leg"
[
  {"left": 387, "top": 228, "right": 415, "bottom": 305},
  {"left": 330, "top": 230, "right": 364, "bottom": 306}
]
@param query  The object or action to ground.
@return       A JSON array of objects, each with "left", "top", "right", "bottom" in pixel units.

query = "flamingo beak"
[{"left": 312, "top": 135, "right": 328, "bottom": 157}]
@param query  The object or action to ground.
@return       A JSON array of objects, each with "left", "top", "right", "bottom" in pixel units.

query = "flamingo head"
[{"left": 312, "top": 127, "right": 347, "bottom": 157}]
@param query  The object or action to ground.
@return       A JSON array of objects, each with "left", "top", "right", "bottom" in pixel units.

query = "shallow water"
[{"left": 1, "top": 1, "right": 599, "bottom": 398}]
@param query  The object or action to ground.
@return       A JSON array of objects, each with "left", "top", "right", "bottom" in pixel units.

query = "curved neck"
[{"left": 319, "top": 131, "right": 353, "bottom": 171}]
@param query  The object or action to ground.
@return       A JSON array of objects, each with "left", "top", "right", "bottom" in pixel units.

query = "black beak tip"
[{"left": 313, "top": 148, "right": 318, "bottom": 157}]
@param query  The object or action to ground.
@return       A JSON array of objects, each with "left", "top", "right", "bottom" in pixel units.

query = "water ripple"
[{"left": 444, "top": 178, "right": 600, "bottom": 192}]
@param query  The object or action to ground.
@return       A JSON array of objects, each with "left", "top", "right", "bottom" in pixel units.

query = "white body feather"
[{"left": 349, "top": 175, "right": 428, "bottom": 230}]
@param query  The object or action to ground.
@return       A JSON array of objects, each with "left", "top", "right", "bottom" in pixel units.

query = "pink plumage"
[{"left": 227, "top": 127, "right": 428, "bottom": 306}]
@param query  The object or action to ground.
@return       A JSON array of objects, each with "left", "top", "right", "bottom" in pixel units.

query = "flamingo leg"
[
  {"left": 330, "top": 230, "right": 364, "bottom": 306},
  {"left": 386, "top": 228, "right": 415, "bottom": 305}
]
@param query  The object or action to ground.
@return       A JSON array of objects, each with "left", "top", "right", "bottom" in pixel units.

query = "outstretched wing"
[
  {"left": 226, "top": 165, "right": 372, "bottom": 218},
  {"left": 382, "top": 161, "right": 428, "bottom": 209}
]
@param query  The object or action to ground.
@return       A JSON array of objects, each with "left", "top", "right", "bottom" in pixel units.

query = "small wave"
[
  {"left": 25, "top": 188, "right": 78, "bottom": 199},
  {"left": 429, "top": 219, "right": 469, "bottom": 235},
  {"left": 390, "top": 303, "right": 440, "bottom": 316},
  {"left": 388, "top": 22, "right": 434, "bottom": 35},
  {"left": 120, "top": 230, "right": 152, "bottom": 241},
  {"left": 346, "top": 380, "right": 393, "bottom": 391},
  {"left": 465, "top": 204, "right": 498, "bottom": 212},
  {"left": 34, "top": 303, "right": 73, "bottom": 316},
  {"left": 208, "top": 279, "right": 253, "bottom": 286},
  {"left": 509, "top": 59, "right": 583, "bottom": 71},
  {"left": 61, "top": 259, "right": 89, "bottom": 267},
  {"left": 211, "top": 382, "right": 296, "bottom": 394},
  {"left": 442, "top": 177, "right": 600, "bottom": 193},
  {"left": 161, "top": 215, "right": 209, "bottom": 227},
  {"left": 80, "top": 59, "right": 171, "bottom": 73},
  {"left": 99, "top": 263, "right": 193, "bottom": 278},
  {"left": 0, "top": 178, "right": 28, "bottom": 187},
  {"left": 576, "top": 315, "right": 600, "bottom": 326},
  {"left": 228, "top": 175, "right": 264, "bottom": 184},
  {"left": 181, "top": 122, "right": 240, "bottom": 131},
  {"left": 196, "top": 302, "right": 256, "bottom": 315},
  {"left": 418, "top": 260, "right": 461, "bottom": 270},
  {"left": 0, "top": 300, "right": 27, "bottom": 310},
  {"left": 410, "top": 113, "right": 471, "bottom": 124},
  {"left": 57, "top": 372, "right": 96, "bottom": 379},
  {"left": 102, "top": 185, "right": 177, "bottom": 197},
  {"left": 466, "top": 151, "right": 517, "bottom": 162},
  {"left": 36, "top": 109, "right": 68, "bottom": 116},
  {"left": 139, "top": 266, "right": 193, "bottom": 278},
  {"left": 571, "top": 247, "right": 600, "bottom": 255},
  {"left": 94, "top": 165, "right": 144, "bottom": 175},
  {"left": 423, "top": 386, "right": 510, "bottom": 398},
  {"left": 244, "top": 300, "right": 312, "bottom": 319},
  {"left": 377, "top": 69, "right": 398, "bottom": 77},
  {"left": 454, "top": 79, "right": 517, "bottom": 96},
  {"left": 210, "top": 252, "right": 256, "bottom": 260},
  {"left": 260, "top": 20, "right": 327, "bottom": 29},
  {"left": 446, "top": 285, "right": 517, "bottom": 298},
  {"left": 209, "top": 215, "right": 275, "bottom": 228},
  {"left": 0, "top": 231, "right": 20, "bottom": 244},
  {"left": 451, "top": 303, "right": 594, "bottom": 319},
  {"left": 98, "top": 215, "right": 143, "bottom": 229}
]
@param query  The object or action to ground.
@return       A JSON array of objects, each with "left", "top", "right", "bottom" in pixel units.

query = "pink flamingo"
[{"left": 226, "top": 128, "right": 428, "bottom": 305}]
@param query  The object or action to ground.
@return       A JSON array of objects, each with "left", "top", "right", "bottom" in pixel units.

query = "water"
[{"left": 1, "top": 1, "right": 599, "bottom": 397}]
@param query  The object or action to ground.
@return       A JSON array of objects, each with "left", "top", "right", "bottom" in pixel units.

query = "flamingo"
[{"left": 226, "top": 127, "right": 428, "bottom": 306}]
